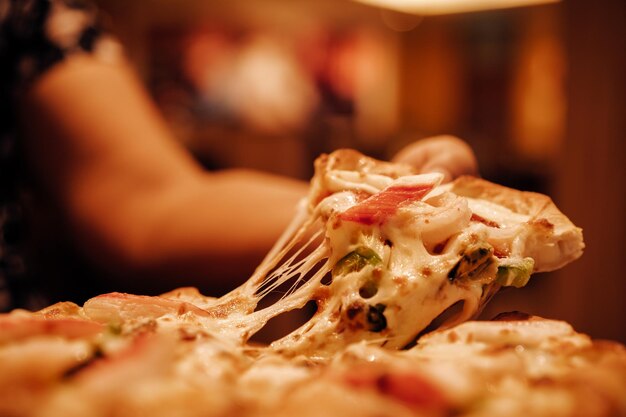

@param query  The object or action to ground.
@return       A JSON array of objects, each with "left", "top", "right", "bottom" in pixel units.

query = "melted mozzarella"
[
  {"left": 325, "top": 170, "right": 394, "bottom": 194},
  {"left": 258, "top": 181, "right": 491, "bottom": 355},
  {"left": 171, "top": 154, "right": 579, "bottom": 358},
  {"left": 465, "top": 197, "right": 530, "bottom": 228}
]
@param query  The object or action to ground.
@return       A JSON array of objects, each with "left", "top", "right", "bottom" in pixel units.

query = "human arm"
[{"left": 20, "top": 54, "right": 307, "bottom": 289}]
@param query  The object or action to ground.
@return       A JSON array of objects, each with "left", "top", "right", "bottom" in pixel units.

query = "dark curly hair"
[{"left": 0, "top": 0, "right": 104, "bottom": 311}]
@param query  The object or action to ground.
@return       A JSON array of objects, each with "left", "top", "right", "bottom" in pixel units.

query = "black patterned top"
[{"left": 0, "top": 0, "right": 114, "bottom": 311}]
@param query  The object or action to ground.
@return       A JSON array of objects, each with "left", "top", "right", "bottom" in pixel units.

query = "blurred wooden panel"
[
  {"left": 552, "top": 0, "right": 626, "bottom": 342},
  {"left": 401, "top": 19, "right": 466, "bottom": 135},
  {"left": 487, "top": 0, "right": 625, "bottom": 344}
]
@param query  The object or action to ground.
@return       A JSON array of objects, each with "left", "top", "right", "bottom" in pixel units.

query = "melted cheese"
[
  {"left": 205, "top": 157, "right": 579, "bottom": 357},
  {"left": 226, "top": 172, "right": 497, "bottom": 356}
]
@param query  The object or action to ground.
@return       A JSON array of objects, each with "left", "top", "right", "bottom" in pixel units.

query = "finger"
[
  {"left": 420, "top": 148, "right": 477, "bottom": 180},
  {"left": 419, "top": 165, "right": 453, "bottom": 183},
  {"left": 391, "top": 141, "right": 431, "bottom": 170},
  {"left": 392, "top": 135, "right": 478, "bottom": 182}
]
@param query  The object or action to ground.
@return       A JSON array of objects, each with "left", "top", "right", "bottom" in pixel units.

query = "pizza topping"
[
  {"left": 496, "top": 258, "right": 535, "bottom": 288},
  {"left": 344, "top": 302, "right": 387, "bottom": 333},
  {"left": 338, "top": 174, "right": 442, "bottom": 226},
  {"left": 447, "top": 242, "right": 497, "bottom": 284},
  {"left": 367, "top": 303, "right": 388, "bottom": 332},
  {"left": 332, "top": 246, "right": 382, "bottom": 277},
  {"left": 338, "top": 185, "right": 432, "bottom": 225},
  {"left": 331, "top": 246, "right": 384, "bottom": 299}
]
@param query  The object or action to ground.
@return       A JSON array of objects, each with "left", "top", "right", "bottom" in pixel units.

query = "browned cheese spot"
[
  {"left": 178, "top": 328, "right": 197, "bottom": 342},
  {"left": 205, "top": 297, "right": 251, "bottom": 319},
  {"left": 392, "top": 275, "right": 408, "bottom": 286},
  {"left": 177, "top": 304, "right": 189, "bottom": 316},
  {"left": 313, "top": 287, "right": 331, "bottom": 306},
  {"left": 346, "top": 302, "right": 365, "bottom": 320},
  {"left": 530, "top": 218, "right": 555, "bottom": 230}
]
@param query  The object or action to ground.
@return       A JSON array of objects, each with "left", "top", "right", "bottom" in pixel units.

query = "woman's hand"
[{"left": 392, "top": 135, "right": 478, "bottom": 182}]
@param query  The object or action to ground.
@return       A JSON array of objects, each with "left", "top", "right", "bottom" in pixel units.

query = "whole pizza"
[{"left": 1, "top": 150, "right": 624, "bottom": 417}]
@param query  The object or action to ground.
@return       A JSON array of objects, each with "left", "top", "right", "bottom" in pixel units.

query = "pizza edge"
[{"left": 449, "top": 175, "right": 585, "bottom": 272}]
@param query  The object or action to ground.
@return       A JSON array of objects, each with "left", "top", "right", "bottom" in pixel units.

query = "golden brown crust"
[
  {"left": 315, "top": 149, "right": 417, "bottom": 179},
  {"left": 449, "top": 176, "right": 551, "bottom": 217},
  {"left": 450, "top": 175, "right": 575, "bottom": 236}
]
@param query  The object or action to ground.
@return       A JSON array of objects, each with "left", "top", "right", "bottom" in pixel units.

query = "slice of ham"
[{"left": 338, "top": 174, "right": 442, "bottom": 226}]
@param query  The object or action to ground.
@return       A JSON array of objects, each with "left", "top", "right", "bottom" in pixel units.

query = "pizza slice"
[
  {"left": 321, "top": 313, "right": 626, "bottom": 417},
  {"left": 210, "top": 149, "right": 584, "bottom": 356}
]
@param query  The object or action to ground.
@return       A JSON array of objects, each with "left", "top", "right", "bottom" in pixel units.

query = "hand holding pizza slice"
[{"left": 212, "top": 149, "right": 584, "bottom": 357}]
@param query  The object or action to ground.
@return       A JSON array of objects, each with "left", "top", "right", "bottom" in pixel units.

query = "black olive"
[
  {"left": 448, "top": 243, "right": 494, "bottom": 282},
  {"left": 367, "top": 304, "right": 387, "bottom": 332}
]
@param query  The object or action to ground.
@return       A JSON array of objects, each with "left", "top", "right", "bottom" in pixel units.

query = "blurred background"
[{"left": 95, "top": 0, "right": 625, "bottom": 342}]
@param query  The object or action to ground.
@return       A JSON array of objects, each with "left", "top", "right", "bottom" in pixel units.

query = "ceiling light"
[{"left": 352, "top": 0, "right": 560, "bottom": 15}]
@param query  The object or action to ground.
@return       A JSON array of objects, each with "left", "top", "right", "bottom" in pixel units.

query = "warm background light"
[{"left": 352, "top": 0, "right": 560, "bottom": 15}]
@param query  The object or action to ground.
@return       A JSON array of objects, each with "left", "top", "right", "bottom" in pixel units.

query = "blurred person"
[{"left": 0, "top": 0, "right": 477, "bottom": 311}]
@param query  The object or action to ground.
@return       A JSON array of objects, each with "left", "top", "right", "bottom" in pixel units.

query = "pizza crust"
[
  {"left": 314, "top": 149, "right": 417, "bottom": 178},
  {"left": 449, "top": 176, "right": 584, "bottom": 271}
]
